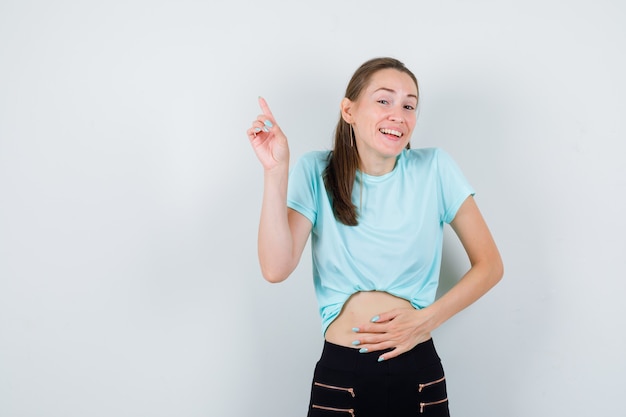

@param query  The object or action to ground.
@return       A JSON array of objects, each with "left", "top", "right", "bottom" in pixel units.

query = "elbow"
[
  {"left": 258, "top": 250, "right": 298, "bottom": 283},
  {"left": 475, "top": 253, "right": 504, "bottom": 288},
  {"left": 484, "top": 242, "right": 504, "bottom": 286},
  {"left": 260, "top": 264, "right": 291, "bottom": 284},
  {"left": 492, "top": 255, "right": 504, "bottom": 285},
  {"left": 262, "top": 272, "right": 289, "bottom": 284},
  {"left": 257, "top": 241, "right": 298, "bottom": 283}
]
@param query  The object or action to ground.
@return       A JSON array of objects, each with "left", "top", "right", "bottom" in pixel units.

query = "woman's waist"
[{"left": 324, "top": 291, "right": 415, "bottom": 347}]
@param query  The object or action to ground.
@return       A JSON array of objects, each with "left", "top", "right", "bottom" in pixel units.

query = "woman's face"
[{"left": 342, "top": 68, "right": 418, "bottom": 174}]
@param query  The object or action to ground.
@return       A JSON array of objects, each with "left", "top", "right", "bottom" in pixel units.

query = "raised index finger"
[{"left": 258, "top": 96, "right": 275, "bottom": 119}]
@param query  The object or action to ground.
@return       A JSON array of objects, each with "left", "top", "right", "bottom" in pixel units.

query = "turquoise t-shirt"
[{"left": 287, "top": 148, "right": 475, "bottom": 335}]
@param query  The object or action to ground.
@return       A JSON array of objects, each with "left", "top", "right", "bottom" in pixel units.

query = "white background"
[{"left": 1, "top": 0, "right": 625, "bottom": 416}]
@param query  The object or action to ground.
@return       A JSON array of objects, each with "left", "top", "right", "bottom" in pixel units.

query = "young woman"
[{"left": 247, "top": 57, "right": 503, "bottom": 416}]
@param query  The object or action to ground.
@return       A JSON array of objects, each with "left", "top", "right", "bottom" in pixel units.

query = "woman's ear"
[{"left": 340, "top": 97, "right": 354, "bottom": 124}]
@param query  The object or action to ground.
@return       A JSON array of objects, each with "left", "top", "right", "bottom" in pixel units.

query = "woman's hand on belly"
[{"left": 352, "top": 307, "right": 435, "bottom": 362}]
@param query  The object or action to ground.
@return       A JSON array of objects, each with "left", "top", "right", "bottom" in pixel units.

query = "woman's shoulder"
[
  {"left": 293, "top": 150, "right": 331, "bottom": 170},
  {"left": 299, "top": 149, "right": 331, "bottom": 160},
  {"left": 403, "top": 147, "right": 463, "bottom": 174},
  {"left": 403, "top": 147, "right": 442, "bottom": 164}
]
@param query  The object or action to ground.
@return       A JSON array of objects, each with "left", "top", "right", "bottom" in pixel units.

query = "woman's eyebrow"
[{"left": 374, "top": 87, "right": 418, "bottom": 100}]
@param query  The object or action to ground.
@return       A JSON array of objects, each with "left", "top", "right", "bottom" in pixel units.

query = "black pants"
[{"left": 307, "top": 339, "right": 450, "bottom": 417}]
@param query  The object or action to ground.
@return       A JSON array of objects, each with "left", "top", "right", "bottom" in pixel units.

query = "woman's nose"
[{"left": 389, "top": 112, "right": 404, "bottom": 123}]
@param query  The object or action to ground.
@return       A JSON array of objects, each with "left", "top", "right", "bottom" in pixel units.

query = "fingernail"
[
  {"left": 264, "top": 120, "right": 273, "bottom": 128},
  {"left": 262, "top": 127, "right": 269, "bottom": 132},
  {"left": 359, "top": 348, "right": 368, "bottom": 353},
  {"left": 378, "top": 356, "right": 385, "bottom": 362},
  {"left": 254, "top": 127, "right": 261, "bottom": 133},
  {"left": 352, "top": 340, "right": 361, "bottom": 346},
  {"left": 371, "top": 315, "right": 380, "bottom": 323},
  {"left": 352, "top": 327, "right": 360, "bottom": 332}
]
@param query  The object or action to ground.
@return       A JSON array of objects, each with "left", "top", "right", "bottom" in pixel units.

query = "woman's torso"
[{"left": 286, "top": 149, "right": 473, "bottom": 336}]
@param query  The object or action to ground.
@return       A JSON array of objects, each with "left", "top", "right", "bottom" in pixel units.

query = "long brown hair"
[{"left": 323, "top": 57, "right": 419, "bottom": 226}]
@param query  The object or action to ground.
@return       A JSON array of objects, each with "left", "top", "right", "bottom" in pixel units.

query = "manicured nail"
[
  {"left": 370, "top": 315, "right": 380, "bottom": 323},
  {"left": 254, "top": 127, "right": 261, "bottom": 133},
  {"left": 378, "top": 356, "right": 385, "bottom": 362},
  {"left": 264, "top": 120, "right": 273, "bottom": 128},
  {"left": 359, "top": 348, "right": 368, "bottom": 353},
  {"left": 262, "top": 127, "right": 269, "bottom": 132},
  {"left": 352, "top": 340, "right": 361, "bottom": 346},
  {"left": 352, "top": 327, "right": 360, "bottom": 332}
]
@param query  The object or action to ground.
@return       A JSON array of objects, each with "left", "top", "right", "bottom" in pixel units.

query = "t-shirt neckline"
[{"left": 357, "top": 150, "right": 405, "bottom": 183}]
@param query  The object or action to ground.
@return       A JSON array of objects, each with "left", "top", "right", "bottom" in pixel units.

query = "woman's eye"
[
  {"left": 377, "top": 99, "right": 389, "bottom": 105},
  {"left": 404, "top": 105, "right": 415, "bottom": 110}
]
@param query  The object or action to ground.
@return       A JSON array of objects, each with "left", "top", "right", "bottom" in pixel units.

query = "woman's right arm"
[{"left": 247, "top": 97, "right": 312, "bottom": 283}]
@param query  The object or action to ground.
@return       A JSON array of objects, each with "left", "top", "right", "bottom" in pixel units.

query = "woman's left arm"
[
  {"left": 427, "top": 195, "right": 504, "bottom": 329},
  {"left": 354, "top": 196, "right": 503, "bottom": 361}
]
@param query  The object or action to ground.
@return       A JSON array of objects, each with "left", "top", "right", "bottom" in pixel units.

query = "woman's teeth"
[{"left": 380, "top": 128, "right": 402, "bottom": 138}]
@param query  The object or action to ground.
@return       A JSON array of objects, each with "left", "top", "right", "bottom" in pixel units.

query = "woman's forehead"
[{"left": 366, "top": 69, "right": 418, "bottom": 97}]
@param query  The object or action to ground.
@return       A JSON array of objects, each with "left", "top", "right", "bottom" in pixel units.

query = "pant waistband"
[{"left": 318, "top": 338, "right": 441, "bottom": 375}]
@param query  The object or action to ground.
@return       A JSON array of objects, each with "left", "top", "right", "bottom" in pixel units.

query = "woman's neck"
[{"left": 358, "top": 154, "right": 398, "bottom": 176}]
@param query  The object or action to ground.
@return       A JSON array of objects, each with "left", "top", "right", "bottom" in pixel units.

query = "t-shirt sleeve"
[
  {"left": 436, "top": 148, "right": 476, "bottom": 224},
  {"left": 287, "top": 153, "right": 320, "bottom": 226}
]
